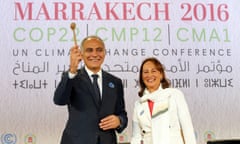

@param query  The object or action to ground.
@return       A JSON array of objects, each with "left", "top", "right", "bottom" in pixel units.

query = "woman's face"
[{"left": 142, "top": 61, "right": 162, "bottom": 93}]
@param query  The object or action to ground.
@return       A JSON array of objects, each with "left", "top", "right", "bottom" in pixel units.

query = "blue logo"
[
  {"left": 108, "top": 82, "right": 115, "bottom": 88},
  {"left": 1, "top": 133, "right": 17, "bottom": 144},
  {"left": 140, "top": 110, "right": 144, "bottom": 115}
]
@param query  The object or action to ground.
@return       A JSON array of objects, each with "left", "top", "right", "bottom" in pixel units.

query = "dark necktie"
[{"left": 92, "top": 74, "right": 101, "bottom": 105}]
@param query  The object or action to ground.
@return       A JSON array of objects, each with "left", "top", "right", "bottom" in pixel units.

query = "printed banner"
[{"left": 1, "top": 1, "right": 240, "bottom": 144}]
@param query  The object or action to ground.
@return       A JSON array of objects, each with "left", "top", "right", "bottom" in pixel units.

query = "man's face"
[{"left": 81, "top": 38, "right": 106, "bottom": 73}]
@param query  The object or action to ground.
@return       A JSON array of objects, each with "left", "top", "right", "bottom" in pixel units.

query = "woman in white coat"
[{"left": 131, "top": 57, "right": 196, "bottom": 144}]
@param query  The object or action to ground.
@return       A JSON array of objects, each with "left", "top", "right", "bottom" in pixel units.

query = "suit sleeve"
[
  {"left": 53, "top": 71, "right": 73, "bottom": 105},
  {"left": 115, "top": 78, "right": 128, "bottom": 133}
]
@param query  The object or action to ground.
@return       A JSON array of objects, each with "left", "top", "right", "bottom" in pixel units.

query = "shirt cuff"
[{"left": 68, "top": 71, "right": 77, "bottom": 79}]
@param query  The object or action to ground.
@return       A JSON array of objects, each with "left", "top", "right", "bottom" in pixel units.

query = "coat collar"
[{"left": 140, "top": 86, "right": 165, "bottom": 103}]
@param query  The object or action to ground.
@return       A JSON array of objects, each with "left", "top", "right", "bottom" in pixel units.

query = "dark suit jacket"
[{"left": 54, "top": 68, "right": 128, "bottom": 144}]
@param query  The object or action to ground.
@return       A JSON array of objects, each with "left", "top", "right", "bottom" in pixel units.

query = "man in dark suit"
[{"left": 54, "top": 35, "right": 128, "bottom": 144}]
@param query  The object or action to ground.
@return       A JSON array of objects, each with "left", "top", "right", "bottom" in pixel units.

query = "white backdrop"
[{"left": 1, "top": 0, "right": 240, "bottom": 144}]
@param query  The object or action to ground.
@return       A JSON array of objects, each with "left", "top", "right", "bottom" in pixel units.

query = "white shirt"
[{"left": 68, "top": 67, "right": 102, "bottom": 97}]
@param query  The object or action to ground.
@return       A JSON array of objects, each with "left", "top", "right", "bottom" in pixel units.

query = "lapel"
[
  {"left": 101, "top": 71, "right": 111, "bottom": 105},
  {"left": 138, "top": 102, "right": 152, "bottom": 127},
  {"left": 78, "top": 68, "right": 101, "bottom": 108},
  {"left": 101, "top": 71, "right": 107, "bottom": 101},
  {"left": 100, "top": 71, "right": 118, "bottom": 109}
]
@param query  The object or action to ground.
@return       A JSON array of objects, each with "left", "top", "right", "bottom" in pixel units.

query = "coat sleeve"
[
  {"left": 130, "top": 102, "right": 142, "bottom": 144},
  {"left": 53, "top": 71, "right": 73, "bottom": 105},
  {"left": 175, "top": 89, "right": 197, "bottom": 144}
]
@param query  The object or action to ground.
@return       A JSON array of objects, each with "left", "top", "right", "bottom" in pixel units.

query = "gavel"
[{"left": 70, "top": 22, "right": 77, "bottom": 46}]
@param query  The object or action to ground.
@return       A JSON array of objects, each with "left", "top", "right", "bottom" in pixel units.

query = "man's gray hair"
[{"left": 80, "top": 35, "right": 105, "bottom": 51}]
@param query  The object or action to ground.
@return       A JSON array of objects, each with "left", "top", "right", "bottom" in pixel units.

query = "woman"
[{"left": 131, "top": 57, "right": 196, "bottom": 144}]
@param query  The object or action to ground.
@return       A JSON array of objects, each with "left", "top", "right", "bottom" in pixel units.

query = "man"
[{"left": 54, "top": 35, "right": 128, "bottom": 144}]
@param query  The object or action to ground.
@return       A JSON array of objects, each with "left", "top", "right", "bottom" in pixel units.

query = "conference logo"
[
  {"left": 24, "top": 134, "right": 36, "bottom": 144},
  {"left": 204, "top": 130, "right": 216, "bottom": 142},
  {"left": 118, "top": 131, "right": 128, "bottom": 143},
  {"left": 1, "top": 133, "right": 17, "bottom": 144}
]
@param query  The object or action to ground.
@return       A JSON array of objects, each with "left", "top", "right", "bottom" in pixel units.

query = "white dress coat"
[{"left": 131, "top": 86, "right": 196, "bottom": 144}]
